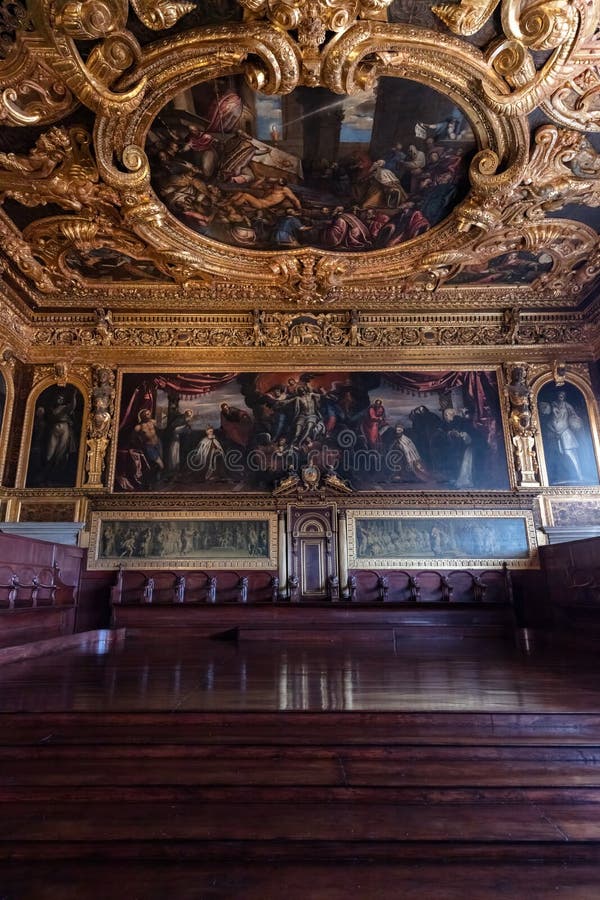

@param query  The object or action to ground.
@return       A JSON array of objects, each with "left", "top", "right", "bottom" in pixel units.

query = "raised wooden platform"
[
  {"left": 112, "top": 601, "right": 516, "bottom": 644},
  {"left": 1, "top": 633, "right": 600, "bottom": 897}
]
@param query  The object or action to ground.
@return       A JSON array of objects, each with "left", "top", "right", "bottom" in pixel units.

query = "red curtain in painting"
[
  {"left": 119, "top": 374, "right": 238, "bottom": 432},
  {"left": 380, "top": 371, "right": 497, "bottom": 420}
]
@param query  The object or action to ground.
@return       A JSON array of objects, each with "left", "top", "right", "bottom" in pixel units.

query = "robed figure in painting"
[
  {"left": 26, "top": 386, "right": 83, "bottom": 488},
  {"left": 538, "top": 383, "right": 599, "bottom": 485},
  {"left": 190, "top": 426, "right": 227, "bottom": 482},
  {"left": 538, "top": 382, "right": 598, "bottom": 484}
]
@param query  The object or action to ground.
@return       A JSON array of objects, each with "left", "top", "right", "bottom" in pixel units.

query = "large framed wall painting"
[
  {"left": 113, "top": 370, "right": 510, "bottom": 493},
  {"left": 346, "top": 509, "right": 538, "bottom": 569},
  {"left": 88, "top": 511, "right": 278, "bottom": 570}
]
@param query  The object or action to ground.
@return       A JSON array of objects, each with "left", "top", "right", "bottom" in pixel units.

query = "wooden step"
[
  {"left": 3, "top": 853, "right": 600, "bottom": 900},
  {"left": 2, "top": 711, "right": 600, "bottom": 746},
  {"left": 1, "top": 745, "right": 600, "bottom": 788}
]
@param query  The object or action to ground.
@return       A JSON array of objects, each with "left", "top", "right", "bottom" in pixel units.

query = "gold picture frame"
[
  {"left": 88, "top": 509, "right": 278, "bottom": 570},
  {"left": 347, "top": 508, "right": 538, "bottom": 569}
]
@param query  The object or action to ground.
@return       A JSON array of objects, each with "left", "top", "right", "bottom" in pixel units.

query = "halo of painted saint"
[
  {"left": 114, "top": 371, "right": 509, "bottom": 493},
  {"left": 146, "top": 77, "right": 475, "bottom": 252}
]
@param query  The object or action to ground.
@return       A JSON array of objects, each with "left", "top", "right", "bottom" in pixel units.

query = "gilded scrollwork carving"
[
  {"left": 513, "top": 125, "right": 600, "bottom": 220},
  {"left": 0, "top": 214, "right": 56, "bottom": 292},
  {"left": 28, "top": 308, "right": 591, "bottom": 351},
  {"left": 0, "top": 125, "right": 120, "bottom": 213},
  {"left": 434, "top": 0, "right": 600, "bottom": 132},
  {"left": 129, "top": 0, "right": 194, "bottom": 30},
  {"left": 87, "top": 19, "right": 529, "bottom": 294},
  {"left": 22, "top": 213, "right": 180, "bottom": 286},
  {"left": 432, "top": 0, "right": 499, "bottom": 36},
  {"left": 0, "top": 0, "right": 597, "bottom": 327},
  {"left": 26, "top": 0, "right": 147, "bottom": 116},
  {"left": 271, "top": 255, "right": 347, "bottom": 305},
  {"left": 0, "top": 34, "right": 77, "bottom": 125}
]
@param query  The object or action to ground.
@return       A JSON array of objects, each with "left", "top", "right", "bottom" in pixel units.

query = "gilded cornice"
[{"left": 9, "top": 308, "right": 591, "bottom": 365}]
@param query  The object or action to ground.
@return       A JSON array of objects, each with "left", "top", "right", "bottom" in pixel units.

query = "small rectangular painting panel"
[
  {"left": 88, "top": 511, "right": 278, "bottom": 570},
  {"left": 19, "top": 503, "right": 77, "bottom": 523},
  {"left": 347, "top": 509, "right": 537, "bottom": 569},
  {"left": 547, "top": 498, "right": 600, "bottom": 527}
]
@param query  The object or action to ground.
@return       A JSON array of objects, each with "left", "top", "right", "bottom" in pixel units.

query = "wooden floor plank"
[{"left": 2, "top": 860, "right": 600, "bottom": 900}]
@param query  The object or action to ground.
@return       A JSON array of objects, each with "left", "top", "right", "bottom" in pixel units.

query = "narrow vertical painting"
[
  {"left": 25, "top": 384, "right": 84, "bottom": 487},
  {"left": 537, "top": 382, "right": 599, "bottom": 485}
]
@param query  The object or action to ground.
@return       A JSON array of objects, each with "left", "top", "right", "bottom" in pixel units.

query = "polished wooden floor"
[
  {"left": 2, "top": 633, "right": 600, "bottom": 898},
  {"left": 0, "top": 632, "right": 599, "bottom": 713}
]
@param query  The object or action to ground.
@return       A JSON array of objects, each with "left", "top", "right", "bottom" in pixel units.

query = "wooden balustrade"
[
  {"left": 0, "top": 563, "right": 75, "bottom": 610},
  {"left": 111, "top": 568, "right": 277, "bottom": 607}
]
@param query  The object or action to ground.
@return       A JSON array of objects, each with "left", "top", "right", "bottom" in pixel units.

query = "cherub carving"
[{"left": 0, "top": 126, "right": 120, "bottom": 214}]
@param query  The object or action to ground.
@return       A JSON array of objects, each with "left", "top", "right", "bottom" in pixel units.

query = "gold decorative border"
[
  {"left": 0, "top": 359, "right": 15, "bottom": 486},
  {"left": 346, "top": 507, "right": 539, "bottom": 569},
  {"left": 88, "top": 509, "right": 278, "bottom": 570}
]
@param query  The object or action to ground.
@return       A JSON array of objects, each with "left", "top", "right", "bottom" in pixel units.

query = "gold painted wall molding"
[{"left": 23, "top": 309, "right": 594, "bottom": 364}]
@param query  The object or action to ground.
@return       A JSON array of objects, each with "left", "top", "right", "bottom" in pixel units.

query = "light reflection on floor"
[{"left": 0, "top": 634, "right": 596, "bottom": 715}]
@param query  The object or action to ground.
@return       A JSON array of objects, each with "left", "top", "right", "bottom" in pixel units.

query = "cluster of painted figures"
[
  {"left": 148, "top": 89, "right": 470, "bottom": 251},
  {"left": 116, "top": 374, "right": 507, "bottom": 492},
  {"left": 355, "top": 517, "right": 527, "bottom": 560},
  {"left": 101, "top": 519, "right": 269, "bottom": 559}
]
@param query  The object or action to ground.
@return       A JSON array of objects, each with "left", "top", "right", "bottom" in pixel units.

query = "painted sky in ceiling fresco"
[{"left": 147, "top": 76, "right": 475, "bottom": 253}]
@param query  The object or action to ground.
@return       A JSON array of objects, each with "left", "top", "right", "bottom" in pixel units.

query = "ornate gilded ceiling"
[{"left": 0, "top": 0, "right": 599, "bottom": 322}]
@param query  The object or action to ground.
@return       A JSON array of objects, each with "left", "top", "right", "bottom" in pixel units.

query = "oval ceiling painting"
[{"left": 147, "top": 76, "right": 476, "bottom": 253}]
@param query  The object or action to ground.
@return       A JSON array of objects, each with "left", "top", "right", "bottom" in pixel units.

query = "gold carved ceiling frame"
[{"left": 0, "top": 0, "right": 599, "bottom": 314}]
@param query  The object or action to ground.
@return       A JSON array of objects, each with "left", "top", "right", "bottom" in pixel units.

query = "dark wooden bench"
[
  {"left": 0, "top": 562, "right": 78, "bottom": 649},
  {"left": 348, "top": 565, "right": 512, "bottom": 604},
  {"left": 342, "top": 565, "right": 515, "bottom": 641}
]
